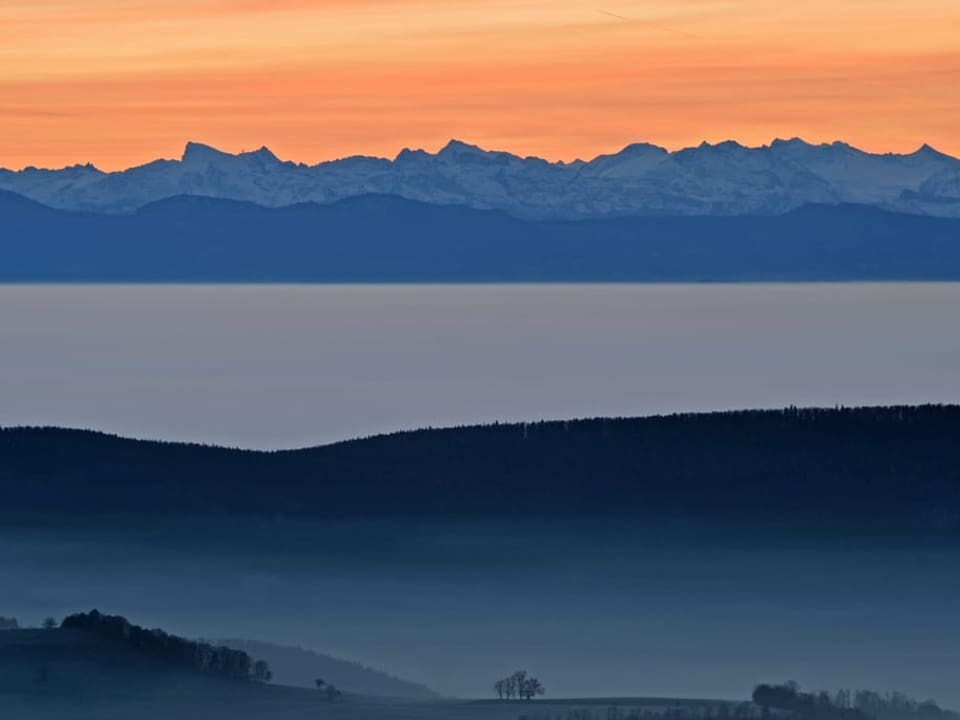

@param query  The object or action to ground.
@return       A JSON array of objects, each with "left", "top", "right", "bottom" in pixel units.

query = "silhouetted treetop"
[
  {"left": 752, "top": 683, "right": 958, "bottom": 720},
  {"left": 61, "top": 610, "right": 267, "bottom": 682}
]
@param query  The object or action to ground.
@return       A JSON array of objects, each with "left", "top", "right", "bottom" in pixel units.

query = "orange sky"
[{"left": 1, "top": 0, "right": 958, "bottom": 170}]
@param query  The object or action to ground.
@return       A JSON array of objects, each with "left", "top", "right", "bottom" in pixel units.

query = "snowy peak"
[
  {"left": 1, "top": 138, "right": 959, "bottom": 220},
  {"left": 769, "top": 137, "right": 814, "bottom": 149},
  {"left": 438, "top": 138, "right": 485, "bottom": 156},
  {"left": 181, "top": 141, "right": 233, "bottom": 164},
  {"left": 434, "top": 139, "right": 518, "bottom": 170},
  {"left": 436, "top": 139, "right": 496, "bottom": 163},
  {"left": 242, "top": 146, "right": 281, "bottom": 164},
  {"left": 182, "top": 142, "right": 281, "bottom": 165},
  {"left": 394, "top": 147, "right": 431, "bottom": 163},
  {"left": 912, "top": 143, "right": 950, "bottom": 160},
  {"left": 621, "top": 142, "right": 668, "bottom": 155}
]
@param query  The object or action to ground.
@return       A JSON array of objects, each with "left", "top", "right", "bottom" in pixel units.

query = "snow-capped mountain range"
[{"left": 2, "top": 138, "right": 959, "bottom": 219}]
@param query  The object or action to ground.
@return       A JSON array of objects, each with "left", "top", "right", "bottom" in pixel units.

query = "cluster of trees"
[
  {"left": 494, "top": 670, "right": 545, "bottom": 700},
  {"left": 753, "top": 682, "right": 869, "bottom": 720},
  {"left": 752, "top": 683, "right": 957, "bottom": 720},
  {"left": 517, "top": 687, "right": 958, "bottom": 720},
  {"left": 851, "top": 691, "right": 957, "bottom": 720},
  {"left": 61, "top": 610, "right": 271, "bottom": 682}
]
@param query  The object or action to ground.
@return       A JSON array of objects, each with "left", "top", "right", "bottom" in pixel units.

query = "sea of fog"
[{"left": 2, "top": 283, "right": 959, "bottom": 449}]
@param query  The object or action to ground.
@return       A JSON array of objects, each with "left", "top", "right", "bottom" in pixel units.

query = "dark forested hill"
[
  {"left": 3, "top": 190, "right": 960, "bottom": 281},
  {"left": 2, "top": 406, "right": 960, "bottom": 529}
]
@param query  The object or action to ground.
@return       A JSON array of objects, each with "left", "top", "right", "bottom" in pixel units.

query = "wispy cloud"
[{"left": 596, "top": 9, "right": 698, "bottom": 37}]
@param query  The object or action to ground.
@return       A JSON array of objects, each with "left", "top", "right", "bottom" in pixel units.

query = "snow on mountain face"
[
  {"left": 765, "top": 139, "right": 955, "bottom": 205},
  {"left": 0, "top": 138, "right": 957, "bottom": 219}
]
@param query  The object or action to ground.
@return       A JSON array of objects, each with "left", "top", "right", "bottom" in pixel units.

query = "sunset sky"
[{"left": 1, "top": 0, "right": 958, "bottom": 170}]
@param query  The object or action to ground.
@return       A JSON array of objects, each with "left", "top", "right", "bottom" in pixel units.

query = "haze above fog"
[{"left": 1, "top": 283, "right": 959, "bottom": 448}]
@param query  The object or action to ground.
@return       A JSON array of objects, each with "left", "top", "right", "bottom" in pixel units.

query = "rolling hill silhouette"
[{"left": 2, "top": 406, "right": 959, "bottom": 530}]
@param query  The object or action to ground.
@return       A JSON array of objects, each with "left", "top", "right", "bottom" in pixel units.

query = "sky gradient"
[{"left": 1, "top": 0, "right": 958, "bottom": 170}]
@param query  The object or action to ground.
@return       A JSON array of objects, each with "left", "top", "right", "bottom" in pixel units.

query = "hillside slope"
[
  {"left": 0, "top": 627, "right": 243, "bottom": 696},
  {"left": 219, "top": 639, "right": 436, "bottom": 698},
  {"left": 0, "top": 628, "right": 471, "bottom": 720},
  {"left": 0, "top": 630, "right": 728, "bottom": 719}
]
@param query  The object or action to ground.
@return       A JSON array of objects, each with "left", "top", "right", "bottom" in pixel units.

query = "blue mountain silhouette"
[{"left": 2, "top": 190, "right": 960, "bottom": 281}]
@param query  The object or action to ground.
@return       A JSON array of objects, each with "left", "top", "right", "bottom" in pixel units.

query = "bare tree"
[
  {"left": 521, "top": 676, "right": 545, "bottom": 700},
  {"left": 511, "top": 671, "right": 527, "bottom": 700},
  {"left": 495, "top": 670, "right": 544, "bottom": 701}
]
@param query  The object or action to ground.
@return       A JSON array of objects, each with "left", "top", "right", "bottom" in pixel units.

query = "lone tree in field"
[{"left": 42, "top": 617, "right": 57, "bottom": 630}]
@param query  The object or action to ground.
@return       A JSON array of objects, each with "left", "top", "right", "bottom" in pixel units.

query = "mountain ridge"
[
  {"left": 2, "top": 138, "right": 958, "bottom": 219},
  {"left": 4, "top": 190, "right": 960, "bottom": 282}
]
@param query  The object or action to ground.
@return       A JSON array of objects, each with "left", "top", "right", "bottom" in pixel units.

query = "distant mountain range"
[
  {"left": 2, "top": 139, "right": 959, "bottom": 220},
  {"left": 3, "top": 406, "right": 960, "bottom": 531},
  {"left": 4, "top": 190, "right": 960, "bottom": 281},
  {"left": 4, "top": 138, "right": 959, "bottom": 282}
]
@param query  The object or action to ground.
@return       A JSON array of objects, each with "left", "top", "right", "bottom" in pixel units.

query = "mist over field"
[{"left": 3, "top": 512, "right": 960, "bottom": 702}]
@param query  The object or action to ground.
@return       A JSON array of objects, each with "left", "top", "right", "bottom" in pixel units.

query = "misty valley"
[
  {"left": 3, "top": 405, "right": 960, "bottom": 718},
  {"left": 2, "top": 283, "right": 960, "bottom": 718}
]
